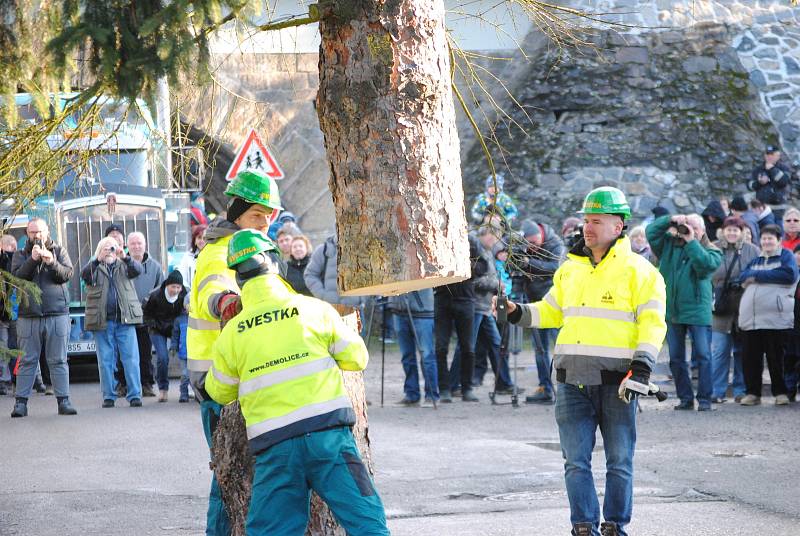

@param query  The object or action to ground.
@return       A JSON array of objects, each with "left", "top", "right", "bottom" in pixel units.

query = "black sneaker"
[
  {"left": 178, "top": 394, "right": 189, "bottom": 403},
  {"left": 495, "top": 385, "right": 525, "bottom": 395},
  {"left": 439, "top": 390, "right": 452, "bottom": 403},
  {"left": 674, "top": 400, "right": 694, "bottom": 410},
  {"left": 102, "top": 399, "right": 115, "bottom": 408},
  {"left": 129, "top": 398, "right": 142, "bottom": 407},
  {"left": 11, "top": 398, "right": 28, "bottom": 418},
  {"left": 33, "top": 381, "right": 46, "bottom": 394},
  {"left": 397, "top": 397, "right": 420, "bottom": 407}
]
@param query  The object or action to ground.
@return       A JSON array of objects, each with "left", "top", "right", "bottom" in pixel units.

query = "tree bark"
[
  {"left": 211, "top": 310, "right": 372, "bottom": 536},
  {"left": 316, "top": 0, "right": 470, "bottom": 297}
]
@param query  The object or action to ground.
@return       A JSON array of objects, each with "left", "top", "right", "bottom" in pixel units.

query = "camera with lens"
[
  {"left": 109, "top": 244, "right": 117, "bottom": 253},
  {"left": 32, "top": 238, "right": 42, "bottom": 247}
]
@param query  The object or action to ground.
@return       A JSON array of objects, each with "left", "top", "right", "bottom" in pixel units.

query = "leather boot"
[
  {"left": 572, "top": 523, "right": 593, "bottom": 536},
  {"left": 11, "top": 397, "right": 28, "bottom": 418},
  {"left": 600, "top": 522, "right": 619, "bottom": 536},
  {"left": 57, "top": 397, "right": 78, "bottom": 415}
]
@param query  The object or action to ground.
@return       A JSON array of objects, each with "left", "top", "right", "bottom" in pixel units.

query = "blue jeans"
[
  {"left": 450, "top": 313, "right": 512, "bottom": 391},
  {"left": 666, "top": 323, "right": 712, "bottom": 405},
  {"left": 247, "top": 427, "right": 389, "bottom": 536},
  {"left": 555, "top": 383, "right": 636, "bottom": 536},
  {"left": 711, "top": 331, "right": 745, "bottom": 399},
  {"left": 93, "top": 320, "right": 141, "bottom": 401},
  {"left": 201, "top": 400, "right": 232, "bottom": 536},
  {"left": 151, "top": 332, "right": 172, "bottom": 391},
  {"left": 394, "top": 315, "right": 439, "bottom": 401},
  {"left": 173, "top": 315, "right": 190, "bottom": 397},
  {"left": 532, "top": 328, "right": 557, "bottom": 393}
]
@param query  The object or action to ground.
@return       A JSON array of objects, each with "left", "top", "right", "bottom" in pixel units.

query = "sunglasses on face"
[{"left": 785, "top": 219, "right": 800, "bottom": 223}]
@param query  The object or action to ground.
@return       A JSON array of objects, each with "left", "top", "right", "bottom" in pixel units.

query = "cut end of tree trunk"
[{"left": 339, "top": 274, "right": 468, "bottom": 297}]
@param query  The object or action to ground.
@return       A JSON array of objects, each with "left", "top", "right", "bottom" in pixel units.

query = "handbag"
[{"left": 713, "top": 249, "right": 741, "bottom": 316}]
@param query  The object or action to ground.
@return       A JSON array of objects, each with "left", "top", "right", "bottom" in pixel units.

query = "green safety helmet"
[
  {"left": 227, "top": 229, "right": 281, "bottom": 269},
  {"left": 224, "top": 170, "right": 283, "bottom": 210},
  {"left": 579, "top": 187, "right": 631, "bottom": 220}
]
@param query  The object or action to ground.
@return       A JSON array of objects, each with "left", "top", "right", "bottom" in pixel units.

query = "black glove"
[{"left": 618, "top": 360, "right": 651, "bottom": 404}]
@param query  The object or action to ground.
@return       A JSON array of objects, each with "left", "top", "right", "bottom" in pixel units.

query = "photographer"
[
  {"left": 9, "top": 219, "right": 77, "bottom": 418},
  {"left": 512, "top": 219, "right": 565, "bottom": 404},
  {"left": 81, "top": 237, "right": 144, "bottom": 408},
  {"left": 647, "top": 214, "right": 722, "bottom": 411},
  {"left": 710, "top": 217, "right": 759, "bottom": 404},
  {"left": 748, "top": 145, "right": 792, "bottom": 209}
]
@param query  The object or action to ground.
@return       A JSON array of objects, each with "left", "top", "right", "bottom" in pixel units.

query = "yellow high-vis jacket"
[
  {"left": 187, "top": 226, "right": 238, "bottom": 393},
  {"left": 206, "top": 273, "right": 368, "bottom": 454},
  {"left": 517, "top": 236, "right": 667, "bottom": 386}
]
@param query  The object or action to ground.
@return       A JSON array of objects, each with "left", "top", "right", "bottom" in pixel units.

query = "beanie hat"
[
  {"left": 722, "top": 216, "right": 745, "bottom": 230},
  {"left": 105, "top": 223, "right": 123, "bottom": 236},
  {"left": 227, "top": 197, "right": 255, "bottom": 223},
  {"left": 651, "top": 206, "right": 669, "bottom": 218},
  {"left": 165, "top": 270, "right": 183, "bottom": 286},
  {"left": 485, "top": 173, "right": 505, "bottom": 191},
  {"left": 520, "top": 219, "right": 541, "bottom": 238},
  {"left": 730, "top": 196, "right": 748, "bottom": 212}
]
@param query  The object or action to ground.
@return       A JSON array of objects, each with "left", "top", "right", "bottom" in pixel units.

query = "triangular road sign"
[{"left": 226, "top": 129, "right": 284, "bottom": 181}]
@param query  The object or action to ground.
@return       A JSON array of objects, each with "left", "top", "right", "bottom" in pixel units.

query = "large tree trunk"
[
  {"left": 211, "top": 310, "right": 372, "bottom": 536},
  {"left": 316, "top": 0, "right": 470, "bottom": 297}
]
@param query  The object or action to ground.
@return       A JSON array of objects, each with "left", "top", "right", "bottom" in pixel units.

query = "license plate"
[{"left": 67, "top": 341, "right": 96, "bottom": 354}]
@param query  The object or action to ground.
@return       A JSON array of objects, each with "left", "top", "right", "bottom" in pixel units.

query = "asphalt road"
[{"left": 1, "top": 345, "right": 798, "bottom": 536}]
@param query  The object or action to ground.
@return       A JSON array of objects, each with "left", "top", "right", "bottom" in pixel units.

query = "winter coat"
[
  {"left": 434, "top": 234, "right": 485, "bottom": 302},
  {"left": 176, "top": 252, "right": 197, "bottom": 290},
  {"left": 388, "top": 289, "right": 434, "bottom": 319},
  {"left": 142, "top": 283, "right": 187, "bottom": 337},
  {"left": 702, "top": 200, "right": 728, "bottom": 241},
  {"left": 737, "top": 248, "right": 798, "bottom": 331},
  {"left": 782, "top": 234, "right": 800, "bottom": 252},
  {"left": 737, "top": 211, "right": 761, "bottom": 245},
  {"left": 131, "top": 253, "right": 165, "bottom": 303},
  {"left": 516, "top": 222, "right": 565, "bottom": 302},
  {"left": 470, "top": 191, "right": 518, "bottom": 224},
  {"left": 632, "top": 244, "right": 658, "bottom": 266},
  {"left": 285, "top": 255, "right": 311, "bottom": 296},
  {"left": 647, "top": 215, "right": 723, "bottom": 326},
  {"left": 11, "top": 238, "right": 73, "bottom": 317},
  {"left": 755, "top": 206, "right": 777, "bottom": 230},
  {"left": 81, "top": 257, "right": 143, "bottom": 331},
  {"left": 472, "top": 237, "right": 499, "bottom": 315},
  {"left": 711, "top": 239, "right": 760, "bottom": 333},
  {"left": 303, "top": 236, "right": 363, "bottom": 307},
  {"left": 748, "top": 161, "right": 792, "bottom": 205}
]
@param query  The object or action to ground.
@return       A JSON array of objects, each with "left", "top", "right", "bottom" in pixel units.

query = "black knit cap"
[
  {"left": 165, "top": 270, "right": 183, "bottom": 286},
  {"left": 105, "top": 223, "right": 123, "bottom": 236},
  {"left": 227, "top": 197, "right": 255, "bottom": 223}
]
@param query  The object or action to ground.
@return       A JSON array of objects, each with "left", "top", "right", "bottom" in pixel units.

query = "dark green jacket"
[{"left": 646, "top": 216, "right": 723, "bottom": 326}]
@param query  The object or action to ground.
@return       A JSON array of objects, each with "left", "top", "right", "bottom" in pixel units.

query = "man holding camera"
[
  {"left": 646, "top": 213, "right": 722, "bottom": 411},
  {"left": 500, "top": 187, "right": 666, "bottom": 536},
  {"left": 10, "top": 218, "right": 77, "bottom": 417},
  {"left": 748, "top": 145, "right": 792, "bottom": 216}
]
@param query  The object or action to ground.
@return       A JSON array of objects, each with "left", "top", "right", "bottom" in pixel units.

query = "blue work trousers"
[
  {"left": 247, "top": 427, "right": 389, "bottom": 536},
  {"left": 555, "top": 383, "right": 636, "bottom": 536},
  {"left": 201, "top": 400, "right": 231, "bottom": 536}
]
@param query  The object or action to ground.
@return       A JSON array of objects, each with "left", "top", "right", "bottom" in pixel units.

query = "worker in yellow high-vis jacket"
[
  {"left": 206, "top": 229, "right": 389, "bottom": 536},
  {"left": 187, "top": 170, "right": 282, "bottom": 536},
  {"left": 501, "top": 187, "right": 667, "bottom": 536}
]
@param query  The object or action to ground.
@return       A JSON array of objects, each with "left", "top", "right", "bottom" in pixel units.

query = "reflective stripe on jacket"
[
  {"left": 206, "top": 273, "right": 368, "bottom": 455},
  {"left": 187, "top": 235, "right": 237, "bottom": 374},
  {"left": 518, "top": 236, "right": 667, "bottom": 385}
]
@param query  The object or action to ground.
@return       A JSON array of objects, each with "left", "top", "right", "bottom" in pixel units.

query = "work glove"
[
  {"left": 217, "top": 292, "right": 242, "bottom": 327},
  {"left": 618, "top": 360, "right": 651, "bottom": 404}
]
